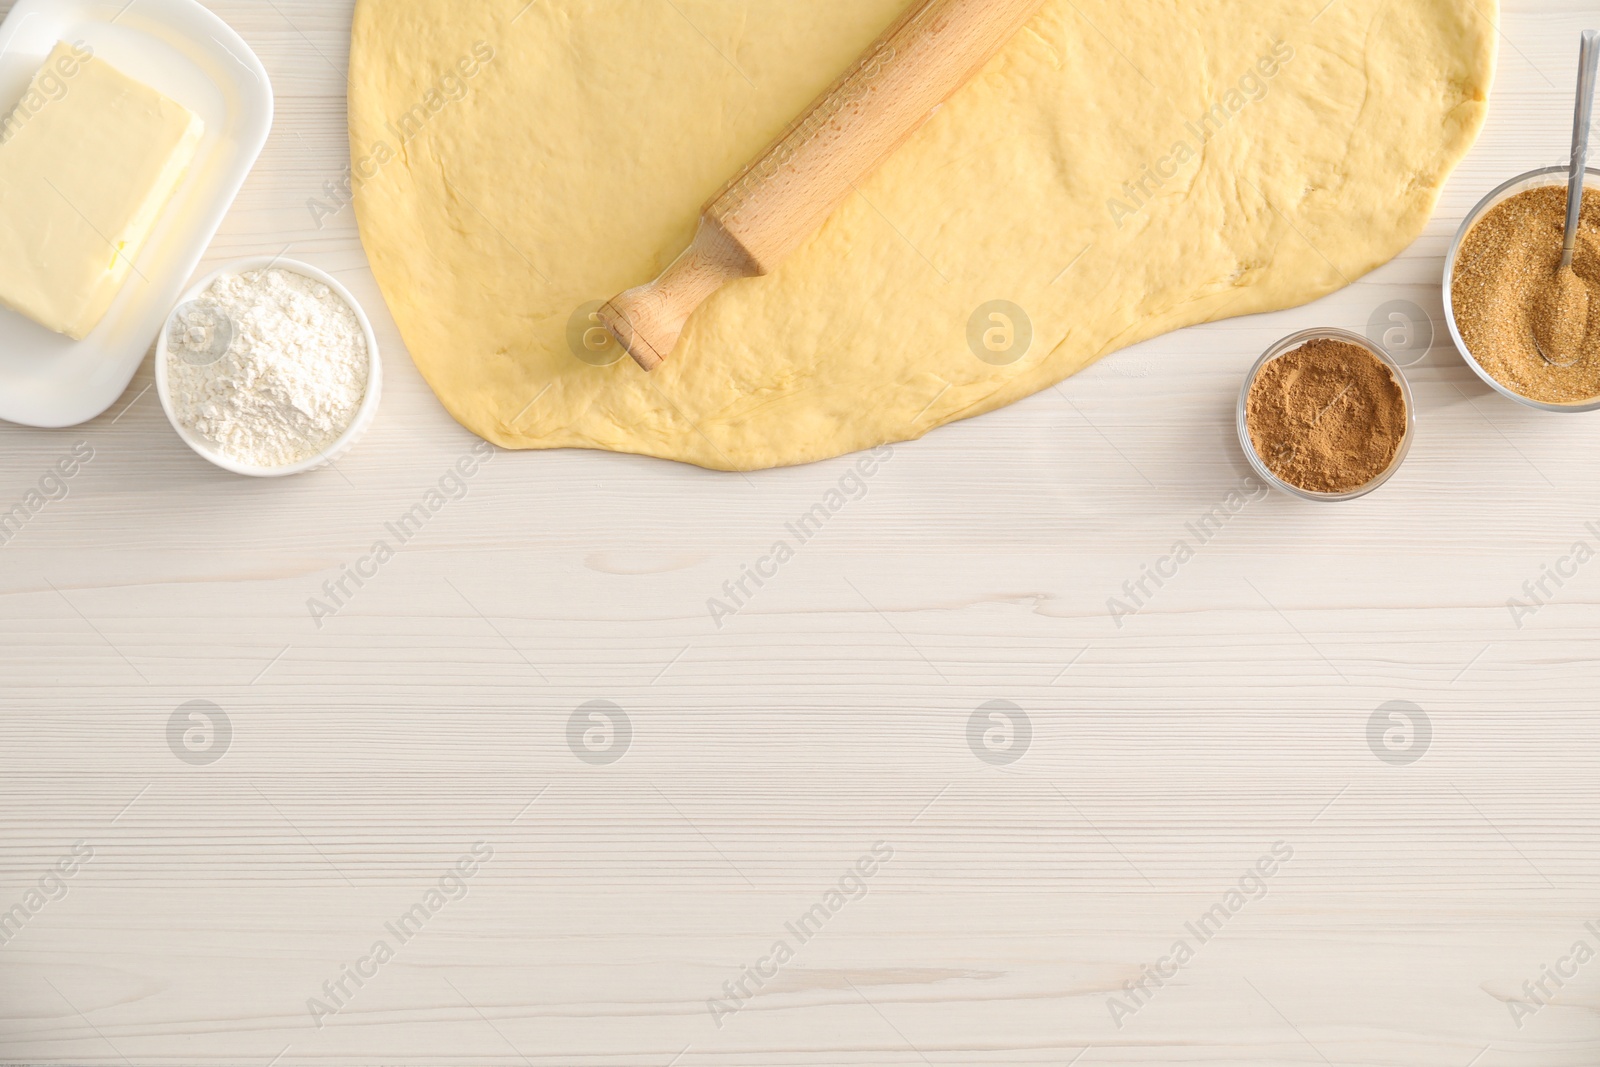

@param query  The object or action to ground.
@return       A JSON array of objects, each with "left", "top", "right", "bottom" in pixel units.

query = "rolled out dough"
[{"left": 349, "top": 0, "right": 1494, "bottom": 471}]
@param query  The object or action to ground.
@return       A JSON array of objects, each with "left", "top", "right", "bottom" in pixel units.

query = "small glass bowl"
[
  {"left": 1442, "top": 165, "right": 1600, "bottom": 413},
  {"left": 1236, "top": 327, "right": 1417, "bottom": 502}
]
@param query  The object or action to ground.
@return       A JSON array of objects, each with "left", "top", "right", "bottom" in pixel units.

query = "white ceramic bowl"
[
  {"left": 1442, "top": 165, "right": 1600, "bottom": 413},
  {"left": 155, "top": 256, "right": 382, "bottom": 477}
]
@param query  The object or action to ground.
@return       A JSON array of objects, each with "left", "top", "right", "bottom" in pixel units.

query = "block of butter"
[{"left": 0, "top": 42, "right": 204, "bottom": 340}]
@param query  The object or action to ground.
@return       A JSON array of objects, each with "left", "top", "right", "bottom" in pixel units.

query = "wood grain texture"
[{"left": 1, "top": 1, "right": 1598, "bottom": 1064}]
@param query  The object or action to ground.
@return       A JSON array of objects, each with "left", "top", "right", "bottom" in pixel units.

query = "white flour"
[{"left": 167, "top": 268, "right": 369, "bottom": 468}]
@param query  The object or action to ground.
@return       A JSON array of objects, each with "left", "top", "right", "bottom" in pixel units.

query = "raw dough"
[{"left": 349, "top": 0, "right": 1494, "bottom": 471}]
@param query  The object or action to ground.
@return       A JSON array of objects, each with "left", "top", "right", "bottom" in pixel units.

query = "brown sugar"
[
  {"left": 1531, "top": 265, "right": 1590, "bottom": 363},
  {"left": 1452, "top": 185, "right": 1600, "bottom": 404},
  {"left": 1246, "top": 338, "right": 1408, "bottom": 494}
]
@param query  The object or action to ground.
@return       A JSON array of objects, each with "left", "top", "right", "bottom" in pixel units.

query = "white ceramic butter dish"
[{"left": 0, "top": 0, "right": 273, "bottom": 429}]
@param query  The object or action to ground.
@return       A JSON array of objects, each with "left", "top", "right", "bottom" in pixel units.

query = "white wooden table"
[{"left": 2, "top": 1, "right": 1597, "bottom": 1064}]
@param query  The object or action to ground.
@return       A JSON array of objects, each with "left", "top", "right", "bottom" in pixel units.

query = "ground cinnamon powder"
[
  {"left": 1452, "top": 186, "right": 1600, "bottom": 404},
  {"left": 1246, "top": 338, "right": 1408, "bottom": 494}
]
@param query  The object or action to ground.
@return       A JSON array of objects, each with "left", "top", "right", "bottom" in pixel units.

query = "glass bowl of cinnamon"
[
  {"left": 1236, "top": 328, "right": 1416, "bottom": 501},
  {"left": 1444, "top": 165, "right": 1600, "bottom": 412}
]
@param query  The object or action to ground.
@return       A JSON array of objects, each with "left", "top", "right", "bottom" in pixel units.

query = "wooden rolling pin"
[{"left": 599, "top": 0, "right": 1047, "bottom": 371}]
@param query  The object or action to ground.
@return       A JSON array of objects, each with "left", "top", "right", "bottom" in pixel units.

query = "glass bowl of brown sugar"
[
  {"left": 1236, "top": 328, "right": 1416, "bottom": 501},
  {"left": 1445, "top": 165, "right": 1600, "bottom": 412}
]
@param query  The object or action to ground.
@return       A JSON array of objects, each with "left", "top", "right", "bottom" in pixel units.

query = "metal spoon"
[{"left": 1534, "top": 29, "right": 1600, "bottom": 368}]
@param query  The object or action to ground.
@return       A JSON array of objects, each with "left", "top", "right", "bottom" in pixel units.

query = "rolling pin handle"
[{"left": 599, "top": 219, "right": 760, "bottom": 372}]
